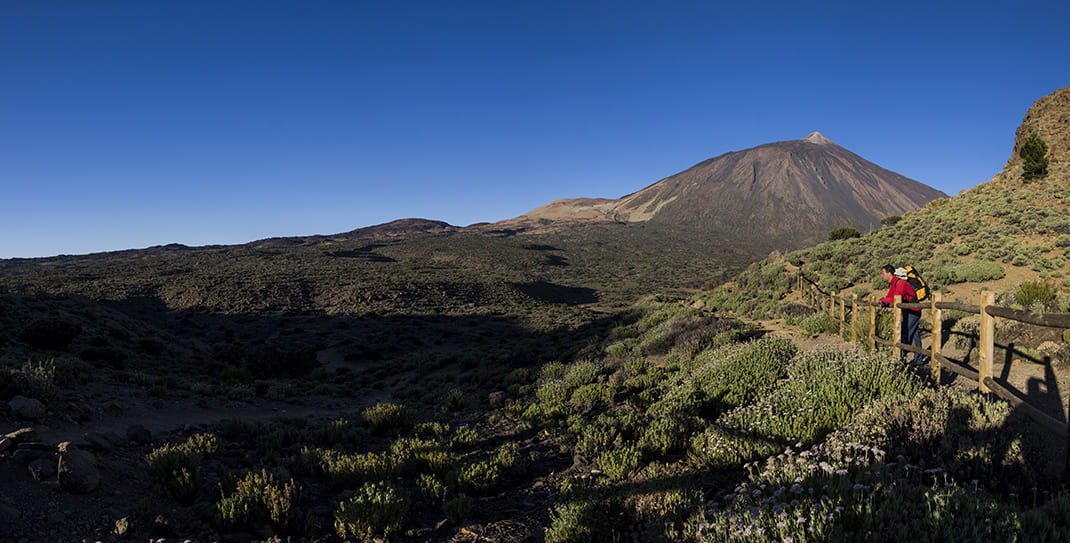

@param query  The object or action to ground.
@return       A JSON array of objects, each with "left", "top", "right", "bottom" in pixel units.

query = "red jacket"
[{"left": 882, "top": 277, "right": 919, "bottom": 311}]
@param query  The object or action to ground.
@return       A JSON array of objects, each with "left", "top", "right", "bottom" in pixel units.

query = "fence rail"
[{"left": 794, "top": 271, "right": 1070, "bottom": 483}]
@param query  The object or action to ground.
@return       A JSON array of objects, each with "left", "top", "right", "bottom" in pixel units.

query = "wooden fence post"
[
  {"left": 979, "top": 291, "right": 995, "bottom": 395},
  {"left": 868, "top": 297, "right": 876, "bottom": 352},
  {"left": 893, "top": 295, "right": 903, "bottom": 361},
  {"left": 930, "top": 291, "right": 942, "bottom": 384},
  {"left": 851, "top": 294, "right": 859, "bottom": 344},
  {"left": 829, "top": 292, "right": 836, "bottom": 321},
  {"left": 839, "top": 294, "right": 846, "bottom": 336}
]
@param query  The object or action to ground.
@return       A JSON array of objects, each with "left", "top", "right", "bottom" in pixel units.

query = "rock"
[
  {"left": 8, "top": 396, "right": 46, "bottom": 420},
  {"left": 58, "top": 448, "right": 100, "bottom": 494},
  {"left": 0, "top": 437, "right": 13, "bottom": 454},
  {"left": 126, "top": 424, "right": 151, "bottom": 445},
  {"left": 82, "top": 433, "right": 113, "bottom": 451},
  {"left": 5, "top": 427, "right": 41, "bottom": 444},
  {"left": 12, "top": 448, "right": 44, "bottom": 467},
  {"left": 0, "top": 503, "right": 18, "bottom": 523},
  {"left": 28, "top": 457, "right": 57, "bottom": 481}
]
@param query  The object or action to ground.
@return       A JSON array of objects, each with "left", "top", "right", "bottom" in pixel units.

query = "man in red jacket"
[{"left": 880, "top": 265, "right": 924, "bottom": 364}]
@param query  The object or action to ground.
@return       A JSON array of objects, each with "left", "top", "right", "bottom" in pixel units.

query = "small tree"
[
  {"left": 880, "top": 215, "right": 903, "bottom": 227},
  {"left": 1020, "top": 132, "right": 1049, "bottom": 181},
  {"left": 828, "top": 226, "right": 861, "bottom": 241}
]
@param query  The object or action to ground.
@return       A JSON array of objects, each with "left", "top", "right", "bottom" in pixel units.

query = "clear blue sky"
[{"left": 2, "top": 1, "right": 1067, "bottom": 258}]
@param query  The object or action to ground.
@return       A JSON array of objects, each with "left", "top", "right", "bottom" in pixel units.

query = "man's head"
[{"left": 881, "top": 265, "right": 895, "bottom": 283}]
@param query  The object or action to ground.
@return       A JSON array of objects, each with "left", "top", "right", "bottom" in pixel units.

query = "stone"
[
  {"left": 126, "top": 424, "right": 151, "bottom": 445},
  {"left": 28, "top": 457, "right": 57, "bottom": 481},
  {"left": 12, "top": 448, "right": 44, "bottom": 467},
  {"left": 8, "top": 396, "right": 46, "bottom": 420},
  {"left": 58, "top": 448, "right": 100, "bottom": 494},
  {"left": 5, "top": 427, "right": 41, "bottom": 444},
  {"left": 0, "top": 437, "right": 13, "bottom": 454},
  {"left": 82, "top": 433, "right": 113, "bottom": 451}
]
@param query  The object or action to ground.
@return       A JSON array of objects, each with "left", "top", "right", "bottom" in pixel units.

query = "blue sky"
[{"left": 2, "top": 1, "right": 1067, "bottom": 258}]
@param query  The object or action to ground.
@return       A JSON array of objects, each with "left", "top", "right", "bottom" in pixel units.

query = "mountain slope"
[{"left": 490, "top": 132, "right": 947, "bottom": 251}]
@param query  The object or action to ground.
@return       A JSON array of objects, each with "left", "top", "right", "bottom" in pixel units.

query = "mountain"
[{"left": 485, "top": 132, "right": 947, "bottom": 251}]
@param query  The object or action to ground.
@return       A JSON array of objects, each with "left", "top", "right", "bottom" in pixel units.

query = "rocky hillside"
[
  {"left": 712, "top": 87, "right": 1070, "bottom": 327},
  {"left": 488, "top": 132, "right": 947, "bottom": 251}
]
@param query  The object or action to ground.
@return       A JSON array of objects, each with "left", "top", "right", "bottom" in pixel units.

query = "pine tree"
[{"left": 1020, "top": 131, "right": 1049, "bottom": 181}]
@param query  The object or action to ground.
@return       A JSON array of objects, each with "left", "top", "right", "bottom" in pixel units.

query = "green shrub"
[
  {"left": 451, "top": 425, "right": 478, "bottom": 448},
  {"left": 12, "top": 359, "right": 60, "bottom": 402},
  {"left": 443, "top": 495, "right": 474, "bottom": 523},
  {"left": 1021, "top": 132, "right": 1049, "bottom": 180},
  {"left": 217, "top": 468, "right": 303, "bottom": 533},
  {"left": 1014, "top": 280, "right": 1059, "bottom": 310},
  {"left": 953, "top": 259, "right": 1005, "bottom": 283},
  {"left": 301, "top": 447, "right": 394, "bottom": 489},
  {"left": 439, "top": 388, "right": 469, "bottom": 412},
  {"left": 799, "top": 312, "right": 833, "bottom": 335},
  {"left": 545, "top": 496, "right": 625, "bottom": 543},
  {"left": 597, "top": 445, "right": 642, "bottom": 480},
  {"left": 145, "top": 442, "right": 203, "bottom": 504},
  {"left": 569, "top": 382, "right": 616, "bottom": 409},
  {"left": 828, "top": 226, "right": 861, "bottom": 241},
  {"left": 417, "top": 473, "right": 449, "bottom": 506},
  {"left": 19, "top": 317, "right": 81, "bottom": 350},
  {"left": 334, "top": 481, "right": 410, "bottom": 539},
  {"left": 361, "top": 402, "right": 415, "bottom": 433}
]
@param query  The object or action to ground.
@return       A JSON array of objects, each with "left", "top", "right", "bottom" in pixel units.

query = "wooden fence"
[{"left": 795, "top": 272, "right": 1070, "bottom": 482}]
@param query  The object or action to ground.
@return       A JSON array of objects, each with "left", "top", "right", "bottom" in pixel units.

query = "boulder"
[
  {"left": 126, "top": 424, "right": 151, "bottom": 445},
  {"left": 28, "top": 457, "right": 57, "bottom": 481},
  {"left": 8, "top": 395, "right": 46, "bottom": 420},
  {"left": 5, "top": 427, "right": 41, "bottom": 444},
  {"left": 58, "top": 447, "right": 100, "bottom": 494}
]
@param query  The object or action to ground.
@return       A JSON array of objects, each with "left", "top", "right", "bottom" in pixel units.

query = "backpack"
[{"left": 898, "top": 266, "right": 929, "bottom": 303}]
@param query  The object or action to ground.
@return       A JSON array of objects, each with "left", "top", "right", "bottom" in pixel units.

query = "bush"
[
  {"left": 217, "top": 468, "right": 303, "bottom": 533},
  {"left": 952, "top": 260, "right": 1005, "bottom": 283},
  {"left": 334, "top": 481, "right": 410, "bottom": 539},
  {"left": 1014, "top": 280, "right": 1059, "bottom": 310},
  {"left": 361, "top": 402, "right": 415, "bottom": 433},
  {"left": 597, "top": 445, "right": 642, "bottom": 480},
  {"left": 443, "top": 495, "right": 474, "bottom": 523},
  {"left": 828, "top": 227, "right": 861, "bottom": 241},
  {"left": 19, "top": 317, "right": 81, "bottom": 350},
  {"left": 145, "top": 442, "right": 204, "bottom": 504},
  {"left": 1021, "top": 132, "right": 1049, "bottom": 180}
]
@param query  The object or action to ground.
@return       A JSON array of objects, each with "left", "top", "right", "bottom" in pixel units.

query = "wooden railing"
[{"left": 794, "top": 272, "right": 1070, "bottom": 481}]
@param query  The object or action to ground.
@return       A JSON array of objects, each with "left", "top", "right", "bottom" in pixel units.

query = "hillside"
[{"left": 487, "top": 132, "right": 947, "bottom": 252}]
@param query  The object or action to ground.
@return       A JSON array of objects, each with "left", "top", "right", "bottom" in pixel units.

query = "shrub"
[
  {"left": 302, "top": 447, "right": 394, "bottom": 489},
  {"left": 439, "top": 388, "right": 469, "bottom": 412},
  {"left": 597, "top": 445, "right": 642, "bottom": 480},
  {"left": 443, "top": 495, "right": 474, "bottom": 523},
  {"left": 361, "top": 402, "right": 415, "bottom": 433},
  {"left": 828, "top": 227, "right": 861, "bottom": 241},
  {"left": 881, "top": 215, "right": 903, "bottom": 227},
  {"left": 952, "top": 260, "right": 1005, "bottom": 283},
  {"left": 569, "top": 383, "right": 616, "bottom": 409},
  {"left": 13, "top": 359, "right": 60, "bottom": 402},
  {"left": 799, "top": 312, "right": 833, "bottom": 335},
  {"left": 1021, "top": 132, "right": 1049, "bottom": 180},
  {"left": 144, "top": 442, "right": 203, "bottom": 504},
  {"left": 19, "top": 317, "right": 81, "bottom": 350},
  {"left": 334, "top": 481, "right": 410, "bottom": 539},
  {"left": 1014, "top": 280, "right": 1059, "bottom": 310},
  {"left": 451, "top": 425, "right": 478, "bottom": 448},
  {"left": 417, "top": 473, "right": 449, "bottom": 506},
  {"left": 545, "top": 496, "right": 625, "bottom": 543},
  {"left": 217, "top": 468, "right": 303, "bottom": 533}
]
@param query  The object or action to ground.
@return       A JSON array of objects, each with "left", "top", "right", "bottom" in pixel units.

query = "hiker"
[{"left": 880, "top": 265, "right": 924, "bottom": 365}]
